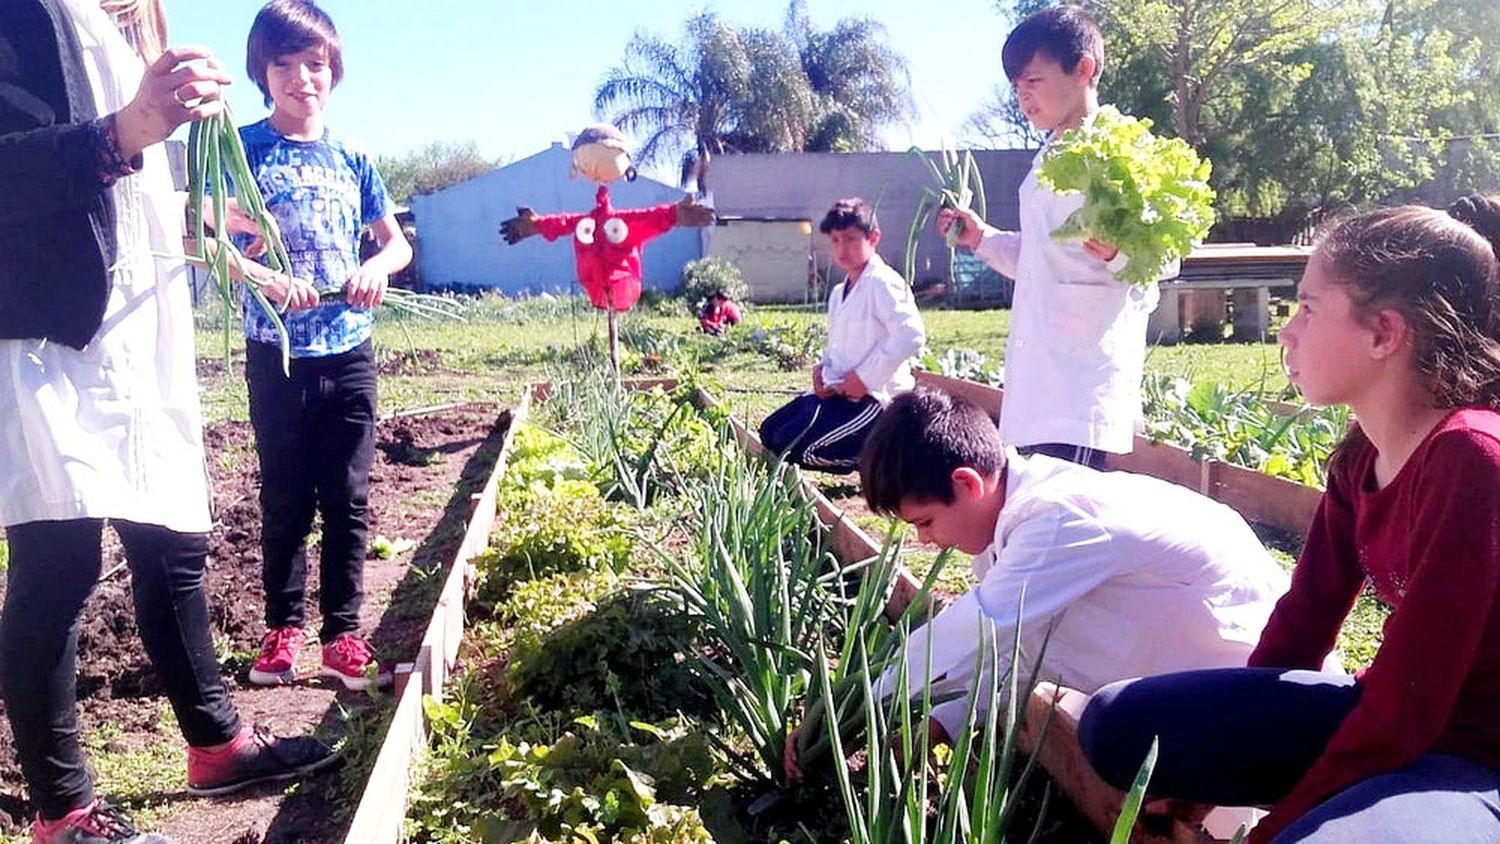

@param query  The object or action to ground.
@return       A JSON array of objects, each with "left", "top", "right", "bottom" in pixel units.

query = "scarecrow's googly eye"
[
  {"left": 575, "top": 218, "right": 596, "bottom": 245},
  {"left": 604, "top": 217, "right": 629, "bottom": 245}
]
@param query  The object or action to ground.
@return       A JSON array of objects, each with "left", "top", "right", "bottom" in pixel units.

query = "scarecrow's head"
[{"left": 571, "top": 123, "right": 637, "bottom": 184}]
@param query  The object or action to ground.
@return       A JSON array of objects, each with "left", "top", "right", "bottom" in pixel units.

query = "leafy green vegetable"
[{"left": 1038, "top": 106, "right": 1216, "bottom": 286}]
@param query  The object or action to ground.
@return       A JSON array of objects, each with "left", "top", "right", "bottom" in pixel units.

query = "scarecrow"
[{"left": 500, "top": 124, "right": 715, "bottom": 370}]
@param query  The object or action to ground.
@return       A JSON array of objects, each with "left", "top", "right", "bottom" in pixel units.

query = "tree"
[
  {"left": 595, "top": 13, "right": 814, "bottom": 191},
  {"left": 979, "top": 0, "right": 1499, "bottom": 217},
  {"left": 785, "top": 0, "right": 915, "bottom": 152},
  {"left": 594, "top": 3, "right": 914, "bottom": 189},
  {"left": 377, "top": 141, "right": 505, "bottom": 205}
]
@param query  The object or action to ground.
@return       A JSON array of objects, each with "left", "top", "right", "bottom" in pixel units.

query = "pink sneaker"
[
  {"left": 320, "top": 633, "right": 391, "bottom": 691},
  {"left": 248, "top": 626, "right": 305, "bottom": 686},
  {"left": 31, "top": 798, "right": 169, "bottom": 843}
]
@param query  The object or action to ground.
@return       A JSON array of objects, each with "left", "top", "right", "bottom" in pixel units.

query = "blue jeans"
[{"left": 1079, "top": 668, "right": 1500, "bottom": 842}]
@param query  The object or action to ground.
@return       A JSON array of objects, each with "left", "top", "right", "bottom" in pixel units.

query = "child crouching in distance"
[
  {"left": 1079, "top": 199, "right": 1500, "bottom": 842},
  {"left": 758, "top": 198, "right": 926, "bottom": 473},
  {"left": 785, "top": 388, "right": 1314, "bottom": 781},
  {"left": 698, "top": 288, "right": 740, "bottom": 335}
]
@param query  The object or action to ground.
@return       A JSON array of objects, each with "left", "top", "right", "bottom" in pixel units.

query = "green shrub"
[
  {"left": 506, "top": 424, "right": 591, "bottom": 493},
  {"left": 408, "top": 704, "right": 717, "bottom": 843},
  {"left": 678, "top": 257, "right": 748, "bottom": 308}
]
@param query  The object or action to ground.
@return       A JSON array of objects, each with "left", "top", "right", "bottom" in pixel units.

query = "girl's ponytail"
[{"left": 1448, "top": 195, "right": 1500, "bottom": 260}]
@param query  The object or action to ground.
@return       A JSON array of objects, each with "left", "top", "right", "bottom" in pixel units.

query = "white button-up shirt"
[
  {"left": 879, "top": 451, "right": 1325, "bottom": 737},
  {"left": 820, "top": 254, "right": 926, "bottom": 404},
  {"left": 975, "top": 145, "right": 1167, "bottom": 453},
  {"left": 0, "top": 0, "right": 212, "bottom": 533}
]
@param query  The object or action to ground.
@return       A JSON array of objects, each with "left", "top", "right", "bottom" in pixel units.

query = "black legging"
[{"left": 0, "top": 519, "right": 241, "bottom": 820}]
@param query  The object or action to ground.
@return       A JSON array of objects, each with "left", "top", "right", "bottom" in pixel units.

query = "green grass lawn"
[{"left": 194, "top": 295, "right": 1289, "bottom": 423}]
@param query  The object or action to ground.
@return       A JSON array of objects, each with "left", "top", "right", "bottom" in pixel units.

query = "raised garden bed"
[
  {"left": 335, "top": 377, "right": 1233, "bottom": 844},
  {"left": 0, "top": 403, "right": 513, "bottom": 842}
]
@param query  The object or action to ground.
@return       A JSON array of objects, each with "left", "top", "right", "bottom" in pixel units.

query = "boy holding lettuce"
[{"left": 940, "top": 6, "right": 1176, "bottom": 469}]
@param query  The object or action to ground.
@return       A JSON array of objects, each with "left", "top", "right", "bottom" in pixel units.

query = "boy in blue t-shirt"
[{"left": 224, "top": 0, "right": 411, "bottom": 692}]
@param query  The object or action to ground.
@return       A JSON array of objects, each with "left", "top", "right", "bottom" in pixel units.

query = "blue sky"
[{"left": 167, "top": 0, "right": 1014, "bottom": 180}]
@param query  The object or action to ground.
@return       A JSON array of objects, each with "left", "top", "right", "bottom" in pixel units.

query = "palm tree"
[
  {"left": 784, "top": 0, "right": 914, "bottom": 152},
  {"left": 594, "top": 13, "right": 814, "bottom": 192},
  {"left": 595, "top": 4, "right": 914, "bottom": 190}
]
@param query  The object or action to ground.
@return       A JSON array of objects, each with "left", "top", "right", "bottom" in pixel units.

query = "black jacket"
[{"left": 0, "top": 0, "right": 117, "bottom": 350}]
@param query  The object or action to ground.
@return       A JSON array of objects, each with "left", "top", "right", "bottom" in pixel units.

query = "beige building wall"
[{"left": 706, "top": 220, "right": 815, "bottom": 304}]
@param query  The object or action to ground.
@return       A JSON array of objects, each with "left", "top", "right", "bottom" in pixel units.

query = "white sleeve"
[
  {"left": 852, "top": 274, "right": 927, "bottom": 392},
  {"left": 874, "top": 591, "right": 985, "bottom": 704},
  {"left": 972, "top": 498, "right": 1120, "bottom": 650},
  {"left": 973, "top": 226, "right": 1022, "bottom": 279}
]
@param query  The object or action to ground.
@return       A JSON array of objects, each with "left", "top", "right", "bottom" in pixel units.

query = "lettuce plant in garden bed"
[
  {"left": 1142, "top": 374, "right": 1350, "bottom": 488},
  {"left": 918, "top": 347, "right": 1004, "bottom": 387}
]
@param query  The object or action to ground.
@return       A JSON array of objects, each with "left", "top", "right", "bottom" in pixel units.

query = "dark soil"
[{"left": 0, "top": 403, "right": 512, "bottom": 842}]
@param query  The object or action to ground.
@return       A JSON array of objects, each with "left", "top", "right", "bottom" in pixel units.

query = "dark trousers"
[
  {"left": 759, "top": 393, "right": 883, "bottom": 474},
  {"left": 1018, "top": 442, "right": 1109, "bottom": 471},
  {"left": 1080, "top": 668, "right": 1500, "bottom": 841},
  {"left": 246, "top": 339, "right": 376, "bottom": 643},
  {"left": 0, "top": 519, "right": 241, "bottom": 820}
]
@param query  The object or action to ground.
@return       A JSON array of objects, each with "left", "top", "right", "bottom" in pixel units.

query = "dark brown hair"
[
  {"left": 246, "top": 0, "right": 343, "bottom": 107},
  {"left": 1318, "top": 198, "right": 1500, "bottom": 409},
  {"left": 819, "top": 198, "right": 879, "bottom": 236},
  {"left": 1320, "top": 197, "right": 1500, "bottom": 477},
  {"left": 1002, "top": 5, "right": 1104, "bottom": 85},
  {"left": 860, "top": 390, "right": 1005, "bottom": 514}
]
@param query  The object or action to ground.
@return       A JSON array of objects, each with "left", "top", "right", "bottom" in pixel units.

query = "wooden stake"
[{"left": 607, "top": 304, "right": 621, "bottom": 380}]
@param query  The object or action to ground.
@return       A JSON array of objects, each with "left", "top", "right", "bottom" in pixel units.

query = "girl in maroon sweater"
[{"left": 1078, "top": 198, "right": 1500, "bottom": 842}]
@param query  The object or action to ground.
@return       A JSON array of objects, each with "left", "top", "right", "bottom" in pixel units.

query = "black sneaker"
[
  {"left": 31, "top": 799, "right": 171, "bottom": 844},
  {"left": 184, "top": 725, "right": 340, "bottom": 797}
]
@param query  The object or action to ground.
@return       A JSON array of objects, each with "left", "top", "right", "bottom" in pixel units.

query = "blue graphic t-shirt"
[{"left": 234, "top": 119, "right": 390, "bottom": 357}]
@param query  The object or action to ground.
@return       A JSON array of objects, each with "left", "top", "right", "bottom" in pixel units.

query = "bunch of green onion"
[
  {"left": 186, "top": 108, "right": 464, "bottom": 373},
  {"left": 902, "top": 146, "right": 988, "bottom": 284}
]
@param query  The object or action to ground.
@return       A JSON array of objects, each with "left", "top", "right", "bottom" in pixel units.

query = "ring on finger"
[{"left": 172, "top": 87, "right": 189, "bottom": 106}]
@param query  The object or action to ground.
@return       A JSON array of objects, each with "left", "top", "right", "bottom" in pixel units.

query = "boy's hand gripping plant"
[
  {"left": 903, "top": 146, "right": 988, "bottom": 285},
  {"left": 1038, "top": 106, "right": 1216, "bottom": 287},
  {"left": 186, "top": 109, "right": 465, "bottom": 373}
]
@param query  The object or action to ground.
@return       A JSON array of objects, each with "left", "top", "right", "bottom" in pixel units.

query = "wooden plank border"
[{"left": 344, "top": 395, "right": 530, "bottom": 844}]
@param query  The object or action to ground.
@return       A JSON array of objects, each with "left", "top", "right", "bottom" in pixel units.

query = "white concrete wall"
[{"left": 709, "top": 149, "right": 1035, "bottom": 287}]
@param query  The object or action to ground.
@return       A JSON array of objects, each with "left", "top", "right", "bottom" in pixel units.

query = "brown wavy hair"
[
  {"left": 1318, "top": 197, "right": 1500, "bottom": 410},
  {"left": 1318, "top": 197, "right": 1500, "bottom": 476},
  {"left": 246, "top": 1, "right": 343, "bottom": 108}
]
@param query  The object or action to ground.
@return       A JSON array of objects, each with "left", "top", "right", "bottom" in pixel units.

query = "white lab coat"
[
  {"left": 878, "top": 451, "right": 1324, "bottom": 737},
  {"left": 820, "top": 254, "right": 926, "bottom": 404},
  {"left": 0, "top": 0, "right": 212, "bottom": 533},
  {"left": 975, "top": 144, "right": 1168, "bottom": 453}
]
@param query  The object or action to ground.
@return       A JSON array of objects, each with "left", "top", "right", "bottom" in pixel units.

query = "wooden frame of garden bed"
[{"left": 343, "top": 395, "right": 531, "bottom": 843}]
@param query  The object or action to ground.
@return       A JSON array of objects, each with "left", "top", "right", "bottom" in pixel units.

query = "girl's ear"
[{"left": 1369, "top": 307, "right": 1412, "bottom": 360}]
